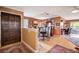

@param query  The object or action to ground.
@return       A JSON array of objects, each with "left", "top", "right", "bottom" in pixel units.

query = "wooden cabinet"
[
  {"left": 53, "top": 27, "right": 61, "bottom": 35},
  {"left": 52, "top": 17, "right": 61, "bottom": 35},
  {"left": 1, "top": 12, "right": 21, "bottom": 46}
]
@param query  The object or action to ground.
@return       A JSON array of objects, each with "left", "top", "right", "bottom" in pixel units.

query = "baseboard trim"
[
  {"left": 0, "top": 42, "right": 21, "bottom": 49},
  {"left": 21, "top": 40, "right": 37, "bottom": 53}
]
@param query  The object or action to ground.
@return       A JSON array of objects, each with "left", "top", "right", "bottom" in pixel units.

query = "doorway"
[{"left": 1, "top": 12, "right": 21, "bottom": 46}]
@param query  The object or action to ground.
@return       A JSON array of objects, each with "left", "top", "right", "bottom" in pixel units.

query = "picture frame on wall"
[{"left": 56, "top": 23, "right": 60, "bottom": 26}]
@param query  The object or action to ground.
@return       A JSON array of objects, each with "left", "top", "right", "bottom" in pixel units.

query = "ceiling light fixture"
[
  {"left": 72, "top": 6, "right": 79, "bottom": 13},
  {"left": 36, "top": 12, "right": 56, "bottom": 19},
  {"left": 72, "top": 10, "right": 79, "bottom": 13}
]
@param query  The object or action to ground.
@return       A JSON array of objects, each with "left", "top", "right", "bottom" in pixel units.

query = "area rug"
[
  {"left": 64, "top": 34, "right": 79, "bottom": 46},
  {"left": 0, "top": 43, "right": 33, "bottom": 53},
  {"left": 47, "top": 45, "right": 75, "bottom": 53}
]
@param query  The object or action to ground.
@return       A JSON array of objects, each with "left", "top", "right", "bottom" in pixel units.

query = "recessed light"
[{"left": 72, "top": 10, "right": 79, "bottom": 13}]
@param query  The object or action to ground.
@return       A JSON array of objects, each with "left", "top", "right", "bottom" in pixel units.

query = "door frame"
[{"left": 0, "top": 6, "right": 23, "bottom": 48}]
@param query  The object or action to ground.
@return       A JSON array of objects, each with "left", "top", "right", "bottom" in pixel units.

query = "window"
[
  {"left": 70, "top": 21, "right": 79, "bottom": 34},
  {"left": 22, "top": 19, "right": 28, "bottom": 28},
  {"left": 70, "top": 22, "right": 79, "bottom": 31}
]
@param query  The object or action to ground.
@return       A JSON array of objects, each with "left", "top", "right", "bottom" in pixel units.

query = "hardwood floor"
[
  {"left": 0, "top": 42, "right": 33, "bottom": 53},
  {"left": 0, "top": 35, "right": 78, "bottom": 53},
  {"left": 39, "top": 35, "right": 77, "bottom": 53},
  {"left": 47, "top": 45, "right": 75, "bottom": 53}
]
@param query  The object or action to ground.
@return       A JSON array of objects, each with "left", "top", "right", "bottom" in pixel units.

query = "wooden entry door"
[{"left": 1, "top": 12, "right": 21, "bottom": 46}]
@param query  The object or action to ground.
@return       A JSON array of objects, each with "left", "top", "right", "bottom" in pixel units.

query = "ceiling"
[{"left": 6, "top": 6, "right": 79, "bottom": 20}]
